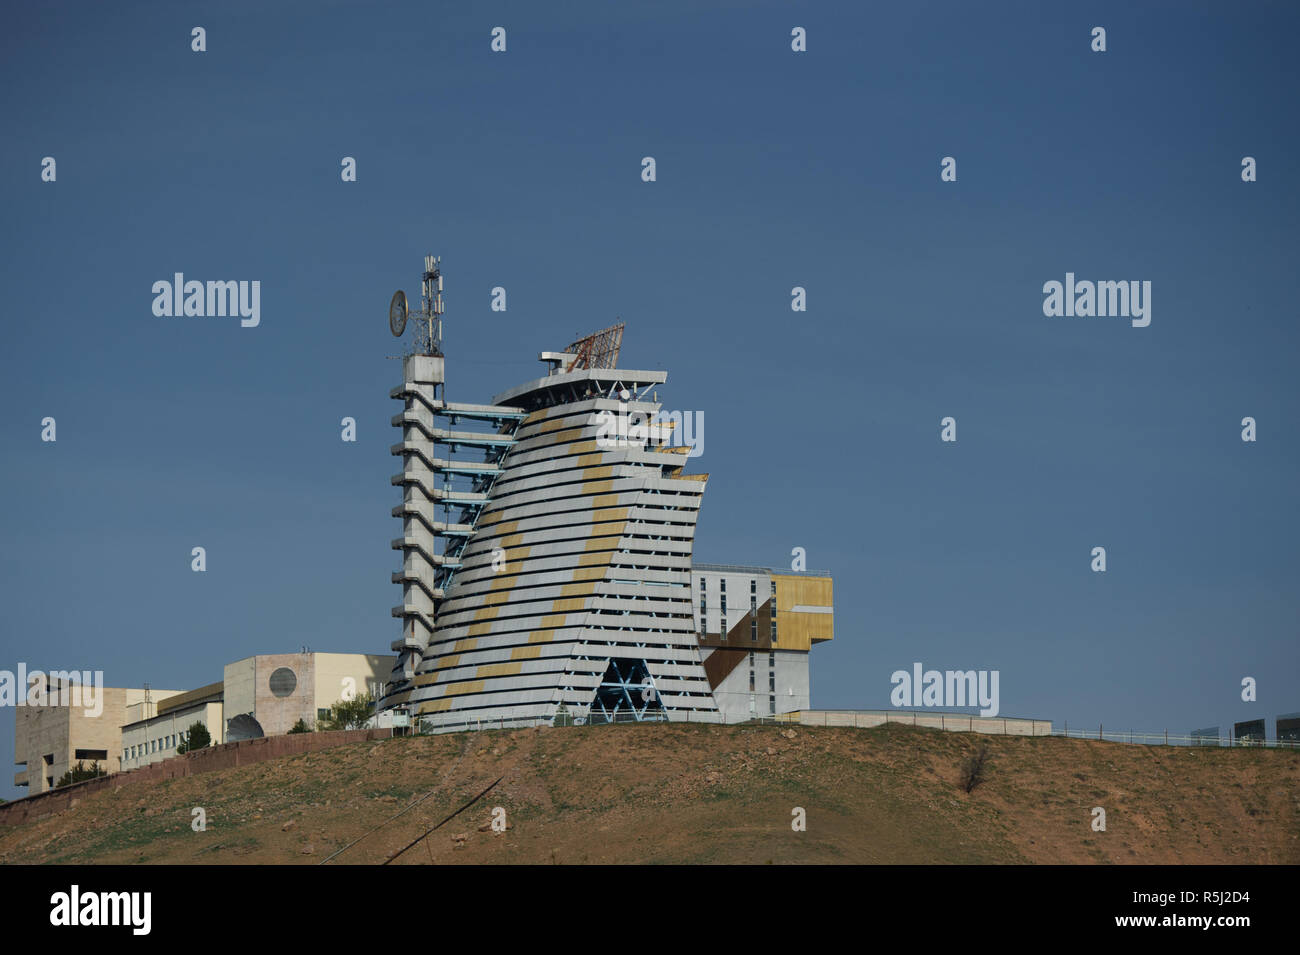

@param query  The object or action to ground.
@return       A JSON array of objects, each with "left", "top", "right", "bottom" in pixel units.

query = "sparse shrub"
[
  {"left": 317, "top": 691, "right": 375, "bottom": 731},
  {"left": 178, "top": 721, "right": 211, "bottom": 753},
  {"left": 959, "top": 742, "right": 990, "bottom": 793},
  {"left": 55, "top": 760, "right": 105, "bottom": 787},
  {"left": 288, "top": 718, "right": 311, "bottom": 734}
]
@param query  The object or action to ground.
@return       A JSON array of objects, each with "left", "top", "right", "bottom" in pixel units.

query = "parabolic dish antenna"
[{"left": 389, "top": 289, "right": 408, "bottom": 337}]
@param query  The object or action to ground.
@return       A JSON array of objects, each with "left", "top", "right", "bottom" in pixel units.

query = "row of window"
[
  {"left": 699, "top": 577, "right": 778, "bottom": 643},
  {"left": 125, "top": 732, "right": 183, "bottom": 761}
]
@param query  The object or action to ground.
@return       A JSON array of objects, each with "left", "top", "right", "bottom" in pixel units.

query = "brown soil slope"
[{"left": 1, "top": 723, "right": 1296, "bottom": 865}]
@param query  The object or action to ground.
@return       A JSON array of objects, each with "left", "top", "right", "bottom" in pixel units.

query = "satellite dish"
[
  {"left": 389, "top": 290, "right": 408, "bottom": 337},
  {"left": 226, "top": 712, "right": 265, "bottom": 741}
]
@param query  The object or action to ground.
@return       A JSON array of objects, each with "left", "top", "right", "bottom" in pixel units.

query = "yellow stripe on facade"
[
  {"left": 511, "top": 645, "right": 543, "bottom": 660},
  {"left": 445, "top": 680, "right": 486, "bottom": 697},
  {"left": 552, "top": 597, "right": 586, "bottom": 612},
  {"left": 474, "top": 607, "right": 499, "bottom": 621},
  {"left": 529, "top": 630, "right": 555, "bottom": 643},
  {"left": 477, "top": 662, "right": 522, "bottom": 679}
]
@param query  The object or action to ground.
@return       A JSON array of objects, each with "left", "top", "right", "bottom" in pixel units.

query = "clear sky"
[{"left": 2, "top": 1, "right": 1297, "bottom": 798}]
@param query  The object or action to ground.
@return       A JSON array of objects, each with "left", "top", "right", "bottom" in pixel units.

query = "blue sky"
[{"left": 2, "top": 1, "right": 1297, "bottom": 797}]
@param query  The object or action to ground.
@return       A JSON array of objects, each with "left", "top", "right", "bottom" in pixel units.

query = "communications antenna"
[{"left": 388, "top": 254, "right": 444, "bottom": 357}]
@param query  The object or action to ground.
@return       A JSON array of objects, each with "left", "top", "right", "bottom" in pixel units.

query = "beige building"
[
  {"left": 13, "top": 653, "right": 396, "bottom": 793},
  {"left": 121, "top": 682, "right": 224, "bottom": 771},
  {"left": 223, "top": 652, "right": 394, "bottom": 738},
  {"left": 13, "top": 678, "right": 182, "bottom": 793}
]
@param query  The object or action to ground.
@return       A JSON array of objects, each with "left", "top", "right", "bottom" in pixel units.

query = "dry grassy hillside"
[{"left": 1, "top": 722, "right": 1296, "bottom": 864}]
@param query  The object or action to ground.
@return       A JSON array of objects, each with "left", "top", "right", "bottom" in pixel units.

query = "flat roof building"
[{"left": 691, "top": 563, "right": 833, "bottom": 722}]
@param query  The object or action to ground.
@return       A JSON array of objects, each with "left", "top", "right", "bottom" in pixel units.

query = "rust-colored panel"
[
  {"left": 698, "top": 598, "right": 781, "bottom": 651},
  {"left": 702, "top": 648, "right": 748, "bottom": 690}
]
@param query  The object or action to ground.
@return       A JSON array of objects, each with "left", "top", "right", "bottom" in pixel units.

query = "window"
[
  {"left": 318, "top": 708, "right": 330, "bottom": 720},
  {"left": 769, "top": 652, "right": 775, "bottom": 668},
  {"left": 769, "top": 673, "right": 776, "bottom": 692},
  {"left": 769, "top": 695, "right": 776, "bottom": 714},
  {"left": 749, "top": 671, "right": 755, "bottom": 691},
  {"left": 750, "top": 579, "right": 757, "bottom": 594},
  {"left": 74, "top": 748, "right": 107, "bottom": 761}
]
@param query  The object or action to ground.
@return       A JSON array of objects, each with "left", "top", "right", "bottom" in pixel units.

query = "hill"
[{"left": 1, "top": 722, "right": 1296, "bottom": 864}]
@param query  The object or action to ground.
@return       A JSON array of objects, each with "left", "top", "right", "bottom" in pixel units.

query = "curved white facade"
[{"left": 382, "top": 361, "right": 720, "bottom": 730}]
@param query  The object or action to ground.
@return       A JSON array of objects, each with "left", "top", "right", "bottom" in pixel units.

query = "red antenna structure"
[{"left": 563, "top": 322, "right": 624, "bottom": 371}]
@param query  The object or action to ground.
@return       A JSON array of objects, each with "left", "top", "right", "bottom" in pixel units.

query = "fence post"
[
  {"left": 1099, "top": 723, "right": 1103, "bottom": 741},
  {"left": 1165, "top": 729, "right": 1168, "bottom": 746}
]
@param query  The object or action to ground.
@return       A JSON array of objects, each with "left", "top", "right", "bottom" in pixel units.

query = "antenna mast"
[{"left": 420, "top": 255, "right": 444, "bottom": 357}]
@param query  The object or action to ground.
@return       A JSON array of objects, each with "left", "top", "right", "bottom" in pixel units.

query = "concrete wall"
[
  {"left": 706, "top": 647, "right": 809, "bottom": 722},
  {"left": 222, "top": 657, "right": 255, "bottom": 726},
  {"left": 312, "top": 653, "right": 394, "bottom": 717},
  {"left": 795, "top": 710, "right": 1052, "bottom": 737},
  {"left": 14, "top": 687, "right": 136, "bottom": 792},
  {"left": 249, "top": 652, "right": 317, "bottom": 736}
]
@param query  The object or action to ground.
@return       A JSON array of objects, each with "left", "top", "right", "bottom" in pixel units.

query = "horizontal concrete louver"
[{"left": 390, "top": 383, "right": 720, "bottom": 730}]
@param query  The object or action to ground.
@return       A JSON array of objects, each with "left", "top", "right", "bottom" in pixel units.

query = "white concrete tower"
[{"left": 390, "top": 352, "right": 446, "bottom": 682}]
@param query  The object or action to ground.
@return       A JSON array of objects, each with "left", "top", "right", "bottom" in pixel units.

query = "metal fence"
[{"left": 1053, "top": 724, "right": 1300, "bottom": 749}]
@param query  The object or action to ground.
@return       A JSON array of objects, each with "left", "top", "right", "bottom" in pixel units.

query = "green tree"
[
  {"left": 316, "top": 691, "right": 375, "bottom": 731},
  {"left": 55, "top": 760, "right": 106, "bottom": 787},
  {"left": 288, "top": 718, "right": 311, "bottom": 734},
  {"left": 177, "top": 721, "right": 211, "bottom": 754}
]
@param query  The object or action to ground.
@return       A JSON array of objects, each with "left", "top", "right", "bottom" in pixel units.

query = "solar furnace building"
[{"left": 380, "top": 323, "right": 725, "bottom": 729}]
